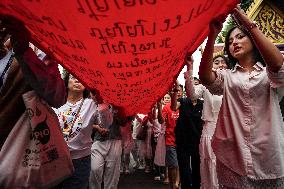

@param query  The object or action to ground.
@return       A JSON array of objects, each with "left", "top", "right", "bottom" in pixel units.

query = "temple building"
[
  {"left": 211, "top": 0, "right": 284, "bottom": 56},
  {"left": 247, "top": 0, "right": 284, "bottom": 54}
]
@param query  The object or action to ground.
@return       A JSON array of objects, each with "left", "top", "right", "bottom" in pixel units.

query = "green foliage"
[
  {"left": 216, "top": 0, "right": 253, "bottom": 44},
  {"left": 216, "top": 17, "right": 236, "bottom": 43},
  {"left": 241, "top": 0, "right": 253, "bottom": 12},
  {"left": 61, "top": 68, "right": 69, "bottom": 79}
]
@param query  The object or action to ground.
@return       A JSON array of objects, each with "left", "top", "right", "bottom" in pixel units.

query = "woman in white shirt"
[
  {"left": 199, "top": 5, "right": 284, "bottom": 188},
  {"left": 184, "top": 54, "right": 230, "bottom": 189},
  {"left": 53, "top": 73, "right": 97, "bottom": 189}
]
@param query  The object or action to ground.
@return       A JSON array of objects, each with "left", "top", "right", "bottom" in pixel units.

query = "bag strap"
[
  {"left": 0, "top": 53, "right": 14, "bottom": 89},
  {"left": 68, "top": 98, "right": 85, "bottom": 137}
]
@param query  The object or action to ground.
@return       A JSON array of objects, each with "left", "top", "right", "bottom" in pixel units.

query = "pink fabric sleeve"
[
  {"left": 267, "top": 62, "right": 284, "bottom": 96},
  {"left": 205, "top": 69, "right": 225, "bottom": 96},
  {"left": 16, "top": 48, "right": 66, "bottom": 107}
]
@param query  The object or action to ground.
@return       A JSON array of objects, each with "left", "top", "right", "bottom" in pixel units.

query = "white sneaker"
[
  {"left": 154, "top": 176, "right": 161, "bottom": 181},
  {"left": 144, "top": 166, "right": 151, "bottom": 173},
  {"left": 134, "top": 162, "right": 139, "bottom": 169},
  {"left": 125, "top": 169, "right": 130, "bottom": 175},
  {"left": 138, "top": 165, "right": 145, "bottom": 170}
]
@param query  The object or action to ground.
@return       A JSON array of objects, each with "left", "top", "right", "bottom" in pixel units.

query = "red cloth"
[
  {"left": 162, "top": 104, "right": 179, "bottom": 146},
  {"left": 0, "top": 0, "right": 239, "bottom": 115}
]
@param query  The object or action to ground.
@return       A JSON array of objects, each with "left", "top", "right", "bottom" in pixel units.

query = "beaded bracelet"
[{"left": 247, "top": 21, "right": 257, "bottom": 30}]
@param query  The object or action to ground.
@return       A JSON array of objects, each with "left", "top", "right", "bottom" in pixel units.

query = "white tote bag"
[{"left": 0, "top": 91, "right": 74, "bottom": 189}]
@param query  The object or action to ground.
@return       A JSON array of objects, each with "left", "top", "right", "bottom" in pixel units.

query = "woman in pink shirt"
[{"left": 199, "top": 5, "right": 284, "bottom": 188}]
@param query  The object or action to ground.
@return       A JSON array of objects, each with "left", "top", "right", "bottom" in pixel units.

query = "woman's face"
[
  {"left": 213, "top": 57, "right": 228, "bottom": 70},
  {"left": 163, "top": 94, "right": 171, "bottom": 105},
  {"left": 68, "top": 75, "right": 85, "bottom": 93},
  {"left": 228, "top": 28, "right": 254, "bottom": 61}
]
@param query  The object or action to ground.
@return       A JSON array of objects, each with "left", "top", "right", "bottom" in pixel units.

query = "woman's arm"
[
  {"left": 170, "top": 80, "right": 180, "bottom": 111},
  {"left": 232, "top": 5, "right": 283, "bottom": 72},
  {"left": 4, "top": 16, "right": 66, "bottom": 107},
  {"left": 92, "top": 124, "right": 109, "bottom": 136},
  {"left": 157, "top": 101, "right": 164, "bottom": 124},
  {"left": 184, "top": 56, "right": 204, "bottom": 100},
  {"left": 152, "top": 104, "right": 158, "bottom": 120},
  {"left": 16, "top": 50, "right": 66, "bottom": 108},
  {"left": 199, "top": 19, "right": 223, "bottom": 85},
  {"left": 89, "top": 112, "right": 109, "bottom": 136}
]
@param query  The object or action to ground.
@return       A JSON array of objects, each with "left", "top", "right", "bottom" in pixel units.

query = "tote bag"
[{"left": 0, "top": 91, "right": 74, "bottom": 189}]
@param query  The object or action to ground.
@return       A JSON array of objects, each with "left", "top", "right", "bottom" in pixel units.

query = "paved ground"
[{"left": 118, "top": 170, "right": 169, "bottom": 189}]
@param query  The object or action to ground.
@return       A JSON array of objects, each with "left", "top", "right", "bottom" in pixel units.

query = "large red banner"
[{"left": 0, "top": 0, "right": 238, "bottom": 115}]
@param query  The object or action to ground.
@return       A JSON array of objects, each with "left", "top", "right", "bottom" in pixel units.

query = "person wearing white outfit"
[
  {"left": 131, "top": 114, "right": 147, "bottom": 170},
  {"left": 89, "top": 102, "right": 127, "bottom": 189},
  {"left": 151, "top": 104, "right": 166, "bottom": 181},
  {"left": 120, "top": 116, "right": 135, "bottom": 174},
  {"left": 53, "top": 73, "right": 97, "bottom": 189},
  {"left": 184, "top": 55, "right": 230, "bottom": 189}
]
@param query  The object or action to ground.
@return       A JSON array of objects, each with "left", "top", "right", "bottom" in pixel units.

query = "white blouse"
[
  {"left": 207, "top": 62, "right": 284, "bottom": 180},
  {"left": 185, "top": 71, "right": 223, "bottom": 122}
]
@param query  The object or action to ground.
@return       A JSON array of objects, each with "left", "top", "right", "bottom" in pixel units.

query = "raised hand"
[
  {"left": 232, "top": 4, "right": 253, "bottom": 28},
  {"left": 157, "top": 99, "right": 162, "bottom": 108},
  {"left": 97, "top": 126, "right": 109, "bottom": 136},
  {"left": 185, "top": 54, "right": 193, "bottom": 71},
  {"left": 0, "top": 15, "right": 30, "bottom": 55},
  {"left": 175, "top": 79, "right": 180, "bottom": 87},
  {"left": 209, "top": 18, "right": 223, "bottom": 38}
]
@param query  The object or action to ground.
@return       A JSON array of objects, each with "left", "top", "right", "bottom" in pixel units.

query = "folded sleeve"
[
  {"left": 205, "top": 69, "right": 225, "bottom": 96},
  {"left": 267, "top": 62, "right": 284, "bottom": 97}
]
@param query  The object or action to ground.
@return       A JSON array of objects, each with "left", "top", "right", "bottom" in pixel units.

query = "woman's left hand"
[
  {"left": 232, "top": 4, "right": 252, "bottom": 28},
  {"left": 1, "top": 15, "right": 30, "bottom": 55}
]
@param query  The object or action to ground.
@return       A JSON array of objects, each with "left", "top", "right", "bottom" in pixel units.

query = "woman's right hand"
[
  {"left": 97, "top": 126, "right": 109, "bottom": 136},
  {"left": 185, "top": 54, "right": 193, "bottom": 71},
  {"left": 232, "top": 4, "right": 251, "bottom": 28},
  {"left": 209, "top": 17, "right": 224, "bottom": 38}
]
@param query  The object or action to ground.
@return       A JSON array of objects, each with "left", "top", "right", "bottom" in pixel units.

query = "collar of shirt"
[{"left": 232, "top": 62, "right": 264, "bottom": 73}]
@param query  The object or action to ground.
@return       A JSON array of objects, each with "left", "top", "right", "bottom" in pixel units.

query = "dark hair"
[
  {"left": 90, "top": 89, "right": 103, "bottom": 104},
  {"left": 178, "top": 84, "right": 183, "bottom": 91},
  {"left": 127, "top": 116, "right": 135, "bottom": 121},
  {"left": 164, "top": 92, "right": 171, "bottom": 97},
  {"left": 0, "top": 27, "right": 9, "bottom": 44},
  {"left": 224, "top": 26, "right": 264, "bottom": 67},
  {"left": 213, "top": 54, "right": 232, "bottom": 69},
  {"left": 63, "top": 71, "right": 89, "bottom": 98}
]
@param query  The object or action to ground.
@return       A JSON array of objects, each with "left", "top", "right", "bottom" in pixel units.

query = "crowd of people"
[{"left": 1, "top": 4, "right": 284, "bottom": 189}]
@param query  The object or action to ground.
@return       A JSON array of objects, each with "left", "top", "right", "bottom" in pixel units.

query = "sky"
[
  {"left": 177, "top": 44, "right": 203, "bottom": 86},
  {"left": 177, "top": 14, "right": 230, "bottom": 86}
]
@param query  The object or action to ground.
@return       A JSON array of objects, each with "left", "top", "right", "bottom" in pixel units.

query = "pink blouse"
[{"left": 207, "top": 62, "right": 284, "bottom": 179}]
